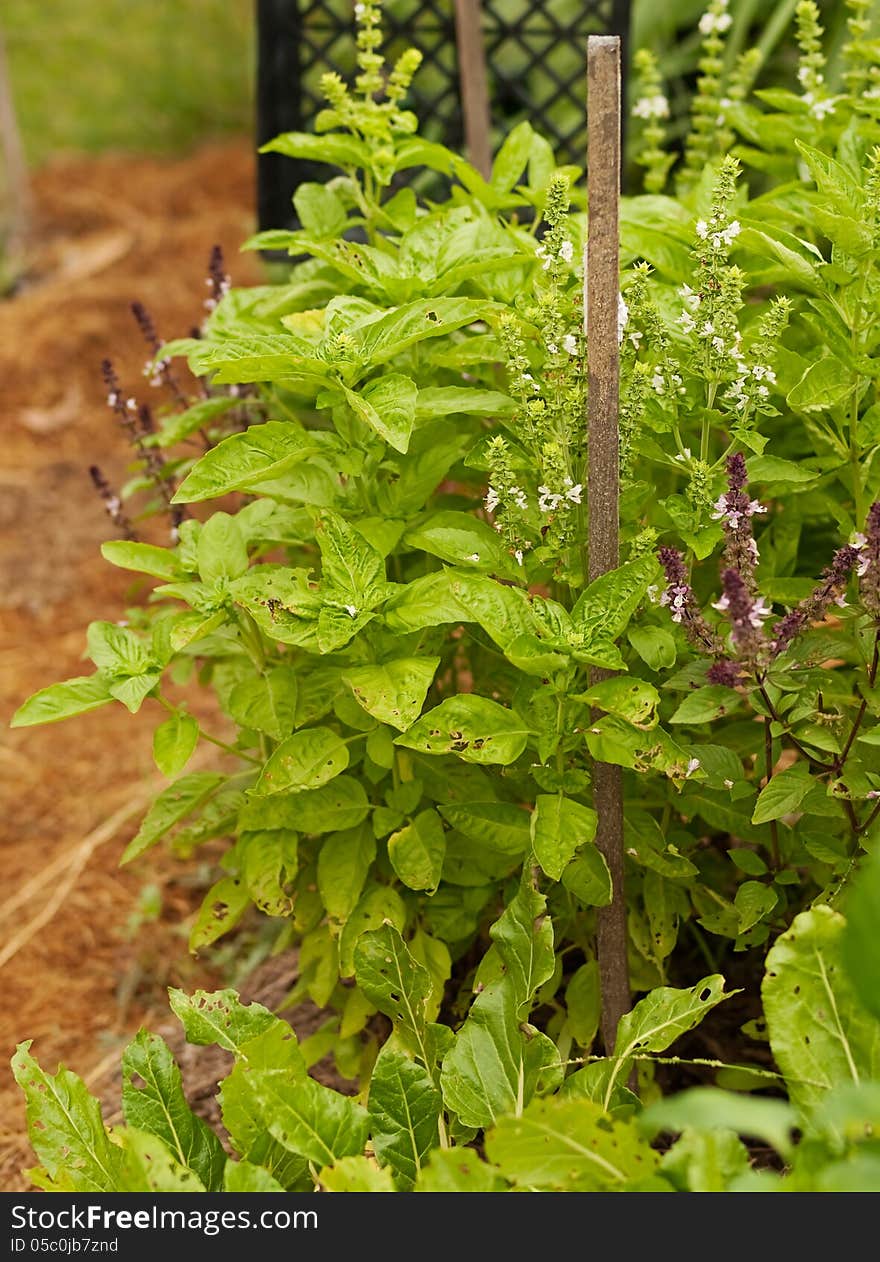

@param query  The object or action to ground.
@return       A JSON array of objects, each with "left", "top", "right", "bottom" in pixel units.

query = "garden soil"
[{"left": 0, "top": 140, "right": 329, "bottom": 1192}]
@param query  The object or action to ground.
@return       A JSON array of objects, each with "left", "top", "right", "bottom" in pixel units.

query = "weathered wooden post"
[
  {"left": 586, "top": 34, "right": 629, "bottom": 1054},
  {"left": 453, "top": 0, "right": 493, "bottom": 180}
]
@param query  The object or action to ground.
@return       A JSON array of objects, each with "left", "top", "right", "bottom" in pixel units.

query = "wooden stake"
[
  {"left": 586, "top": 35, "right": 630, "bottom": 1055},
  {"left": 454, "top": 0, "right": 492, "bottom": 180}
]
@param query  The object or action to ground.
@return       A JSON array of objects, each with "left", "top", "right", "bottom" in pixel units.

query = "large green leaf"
[
  {"left": 261, "top": 131, "right": 371, "bottom": 169},
  {"left": 440, "top": 875, "right": 559, "bottom": 1127},
  {"left": 787, "top": 356, "right": 852, "bottom": 412},
  {"left": 531, "top": 794, "right": 598, "bottom": 881},
  {"left": 152, "top": 712, "right": 199, "bottom": 778},
  {"left": 317, "top": 823, "right": 376, "bottom": 925},
  {"left": 168, "top": 988, "right": 280, "bottom": 1055},
  {"left": 12, "top": 1043, "right": 126, "bottom": 1192},
  {"left": 491, "top": 870, "right": 555, "bottom": 1014},
  {"left": 388, "top": 808, "right": 446, "bottom": 892},
  {"left": 368, "top": 1047, "right": 441, "bottom": 1186},
  {"left": 86, "top": 621, "right": 151, "bottom": 676},
  {"left": 246, "top": 1072, "right": 369, "bottom": 1169},
  {"left": 346, "top": 297, "right": 494, "bottom": 367},
  {"left": 11, "top": 674, "right": 114, "bottom": 728},
  {"left": 763, "top": 906, "right": 880, "bottom": 1117},
  {"left": 101, "top": 540, "right": 183, "bottom": 580},
  {"left": 225, "top": 666, "right": 299, "bottom": 741},
  {"left": 439, "top": 980, "right": 560, "bottom": 1128},
  {"left": 338, "top": 884, "right": 407, "bottom": 977},
  {"left": 595, "top": 977, "right": 733, "bottom": 1111},
  {"left": 122, "top": 773, "right": 225, "bottom": 864},
  {"left": 173, "top": 421, "right": 316, "bottom": 503},
  {"left": 255, "top": 727, "right": 349, "bottom": 795},
  {"left": 342, "top": 657, "right": 439, "bottom": 731},
  {"left": 487, "top": 1097, "right": 658, "bottom": 1190},
  {"left": 343, "top": 374, "right": 417, "bottom": 453},
  {"left": 438, "top": 801, "right": 531, "bottom": 855},
  {"left": 115, "top": 1128, "right": 206, "bottom": 1192},
  {"left": 571, "top": 556, "right": 658, "bottom": 643},
  {"left": 316, "top": 509, "right": 385, "bottom": 601},
  {"left": 271, "top": 776, "right": 370, "bottom": 834},
  {"left": 354, "top": 923, "right": 432, "bottom": 1063},
  {"left": 395, "top": 695, "right": 530, "bottom": 765},
  {"left": 752, "top": 765, "right": 813, "bottom": 824},
  {"left": 196, "top": 511, "right": 248, "bottom": 583},
  {"left": 404, "top": 511, "right": 514, "bottom": 574},
  {"left": 121, "top": 1031, "right": 226, "bottom": 1190}
]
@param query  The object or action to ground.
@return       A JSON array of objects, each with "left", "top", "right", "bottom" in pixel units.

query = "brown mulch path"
[{"left": 0, "top": 140, "right": 269, "bottom": 1191}]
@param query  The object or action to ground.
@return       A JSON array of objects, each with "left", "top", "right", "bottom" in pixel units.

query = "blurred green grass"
[{"left": 5, "top": 0, "right": 254, "bottom": 164}]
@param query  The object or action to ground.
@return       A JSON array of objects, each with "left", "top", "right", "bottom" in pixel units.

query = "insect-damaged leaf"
[
  {"left": 763, "top": 906, "right": 880, "bottom": 1118},
  {"left": 121, "top": 1031, "right": 225, "bottom": 1191},
  {"left": 254, "top": 727, "right": 349, "bottom": 795},
  {"left": 12, "top": 1043, "right": 126, "bottom": 1192},
  {"left": 368, "top": 1047, "right": 441, "bottom": 1187},
  {"left": 354, "top": 922, "right": 432, "bottom": 1061},
  {"left": 395, "top": 695, "right": 530, "bottom": 765},
  {"left": 342, "top": 657, "right": 439, "bottom": 731},
  {"left": 487, "top": 1097, "right": 658, "bottom": 1191}
]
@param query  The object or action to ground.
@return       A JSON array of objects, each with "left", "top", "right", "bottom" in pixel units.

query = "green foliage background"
[{"left": 4, "top": 0, "right": 253, "bottom": 161}]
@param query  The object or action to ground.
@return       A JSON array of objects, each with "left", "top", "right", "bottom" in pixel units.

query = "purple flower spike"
[
  {"left": 658, "top": 547, "right": 725, "bottom": 654},
  {"left": 772, "top": 544, "right": 860, "bottom": 657},
  {"left": 711, "top": 453, "right": 767, "bottom": 591},
  {"left": 715, "top": 568, "right": 771, "bottom": 659},
  {"left": 707, "top": 658, "right": 742, "bottom": 687}
]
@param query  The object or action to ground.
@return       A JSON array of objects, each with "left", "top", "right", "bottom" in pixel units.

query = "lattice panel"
[{"left": 257, "top": 0, "right": 631, "bottom": 231}]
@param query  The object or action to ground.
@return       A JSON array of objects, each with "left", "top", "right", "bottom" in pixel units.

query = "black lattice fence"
[{"left": 257, "top": 0, "right": 631, "bottom": 232}]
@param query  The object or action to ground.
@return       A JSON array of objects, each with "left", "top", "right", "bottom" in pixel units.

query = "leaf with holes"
[
  {"left": 354, "top": 923, "right": 431, "bottom": 1062},
  {"left": 189, "top": 875, "right": 250, "bottom": 950},
  {"left": 12, "top": 1043, "right": 126, "bottom": 1192},
  {"left": 487, "top": 1097, "right": 658, "bottom": 1191},
  {"left": 254, "top": 727, "right": 349, "bottom": 795},
  {"left": 368, "top": 1047, "right": 441, "bottom": 1187},
  {"left": 121, "top": 1032, "right": 225, "bottom": 1191},
  {"left": 763, "top": 906, "right": 880, "bottom": 1118},
  {"left": 395, "top": 695, "right": 530, "bottom": 765},
  {"left": 342, "top": 657, "right": 439, "bottom": 731}
]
